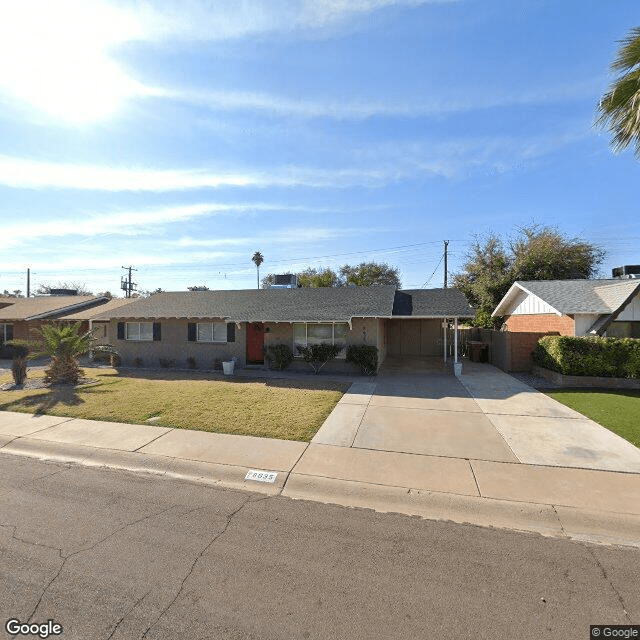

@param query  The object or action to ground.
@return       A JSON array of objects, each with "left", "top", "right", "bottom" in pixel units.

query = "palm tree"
[
  {"left": 596, "top": 27, "right": 640, "bottom": 157},
  {"left": 252, "top": 251, "right": 264, "bottom": 289},
  {"left": 33, "top": 322, "right": 95, "bottom": 384}
]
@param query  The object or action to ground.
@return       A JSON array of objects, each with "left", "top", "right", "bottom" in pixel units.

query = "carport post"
[
  {"left": 454, "top": 317, "right": 458, "bottom": 364},
  {"left": 443, "top": 318, "right": 447, "bottom": 363}
]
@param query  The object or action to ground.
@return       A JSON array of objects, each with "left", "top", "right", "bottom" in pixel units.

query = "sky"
[{"left": 1, "top": 0, "right": 639, "bottom": 296}]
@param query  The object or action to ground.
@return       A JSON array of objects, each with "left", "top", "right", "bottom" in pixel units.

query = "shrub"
[
  {"left": 133, "top": 357, "right": 144, "bottom": 367},
  {"left": 212, "top": 358, "right": 223, "bottom": 371},
  {"left": 263, "top": 344, "right": 294, "bottom": 371},
  {"left": 187, "top": 356, "right": 197, "bottom": 369},
  {"left": 159, "top": 358, "right": 176, "bottom": 368},
  {"left": 296, "top": 343, "right": 342, "bottom": 375},
  {"left": 346, "top": 344, "right": 378, "bottom": 375},
  {"left": 532, "top": 335, "right": 640, "bottom": 378}
]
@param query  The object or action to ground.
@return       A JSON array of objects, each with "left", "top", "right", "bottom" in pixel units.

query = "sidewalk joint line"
[{"left": 468, "top": 460, "right": 482, "bottom": 497}]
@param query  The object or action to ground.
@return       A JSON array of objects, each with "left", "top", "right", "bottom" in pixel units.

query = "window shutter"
[
  {"left": 188, "top": 323, "right": 197, "bottom": 342},
  {"left": 153, "top": 322, "right": 161, "bottom": 341},
  {"left": 6, "top": 324, "right": 13, "bottom": 341},
  {"left": 117, "top": 322, "right": 125, "bottom": 340},
  {"left": 226, "top": 323, "right": 235, "bottom": 343}
]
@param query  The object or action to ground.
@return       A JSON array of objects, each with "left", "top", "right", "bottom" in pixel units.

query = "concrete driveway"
[{"left": 311, "top": 357, "right": 640, "bottom": 473}]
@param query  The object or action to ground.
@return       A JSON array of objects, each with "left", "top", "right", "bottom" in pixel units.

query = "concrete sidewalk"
[{"left": 1, "top": 361, "right": 639, "bottom": 549}]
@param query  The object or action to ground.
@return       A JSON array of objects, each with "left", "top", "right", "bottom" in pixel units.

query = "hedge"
[{"left": 532, "top": 335, "right": 640, "bottom": 379}]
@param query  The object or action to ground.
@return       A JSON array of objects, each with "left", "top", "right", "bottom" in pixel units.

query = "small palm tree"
[
  {"left": 596, "top": 27, "right": 640, "bottom": 157},
  {"left": 252, "top": 251, "right": 264, "bottom": 289},
  {"left": 33, "top": 323, "right": 95, "bottom": 384}
]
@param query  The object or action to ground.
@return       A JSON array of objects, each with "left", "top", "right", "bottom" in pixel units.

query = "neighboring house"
[
  {"left": 58, "top": 298, "right": 138, "bottom": 344},
  {"left": 493, "top": 279, "right": 640, "bottom": 337},
  {"left": 93, "top": 287, "right": 474, "bottom": 371},
  {"left": 0, "top": 295, "right": 109, "bottom": 357}
]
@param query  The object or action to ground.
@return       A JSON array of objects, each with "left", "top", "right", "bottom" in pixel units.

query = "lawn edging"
[{"left": 532, "top": 365, "right": 640, "bottom": 390}]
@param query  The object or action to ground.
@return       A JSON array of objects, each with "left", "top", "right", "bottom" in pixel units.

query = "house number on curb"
[{"left": 245, "top": 470, "right": 278, "bottom": 483}]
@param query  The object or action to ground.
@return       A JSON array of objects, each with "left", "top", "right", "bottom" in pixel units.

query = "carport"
[{"left": 385, "top": 289, "right": 474, "bottom": 371}]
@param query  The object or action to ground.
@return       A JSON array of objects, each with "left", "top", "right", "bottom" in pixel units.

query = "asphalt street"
[{"left": 0, "top": 454, "right": 638, "bottom": 640}]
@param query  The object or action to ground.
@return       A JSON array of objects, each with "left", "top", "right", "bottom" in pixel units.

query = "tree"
[
  {"left": 2, "top": 290, "right": 24, "bottom": 297},
  {"left": 261, "top": 261, "right": 401, "bottom": 288},
  {"left": 297, "top": 267, "right": 342, "bottom": 288},
  {"left": 96, "top": 291, "right": 115, "bottom": 299},
  {"left": 30, "top": 322, "right": 95, "bottom": 384},
  {"left": 596, "top": 27, "right": 640, "bottom": 158},
  {"left": 340, "top": 262, "right": 401, "bottom": 287},
  {"left": 252, "top": 251, "right": 264, "bottom": 290},
  {"left": 453, "top": 226, "right": 605, "bottom": 328}
]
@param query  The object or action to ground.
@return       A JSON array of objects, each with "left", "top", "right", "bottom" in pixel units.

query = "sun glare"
[{"left": 0, "top": 0, "right": 144, "bottom": 125}]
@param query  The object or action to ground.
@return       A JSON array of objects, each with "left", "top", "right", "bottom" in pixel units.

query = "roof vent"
[
  {"left": 612, "top": 265, "right": 640, "bottom": 279},
  {"left": 270, "top": 274, "right": 298, "bottom": 288}
]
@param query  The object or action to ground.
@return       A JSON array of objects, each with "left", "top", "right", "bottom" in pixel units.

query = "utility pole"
[
  {"left": 121, "top": 266, "right": 137, "bottom": 298},
  {"left": 26, "top": 268, "right": 30, "bottom": 297},
  {"left": 443, "top": 240, "right": 449, "bottom": 288}
]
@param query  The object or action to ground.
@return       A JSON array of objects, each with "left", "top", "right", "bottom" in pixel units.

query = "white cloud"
[{"left": 122, "top": 0, "right": 452, "bottom": 42}]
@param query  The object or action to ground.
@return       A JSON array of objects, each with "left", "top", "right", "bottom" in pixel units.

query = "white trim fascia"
[{"left": 492, "top": 283, "right": 562, "bottom": 317}]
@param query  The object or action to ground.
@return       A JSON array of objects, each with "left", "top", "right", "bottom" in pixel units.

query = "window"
[
  {"left": 126, "top": 322, "right": 153, "bottom": 341},
  {"left": 0, "top": 324, "right": 14, "bottom": 345},
  {"left": 293, "top": 323, "right": 349, "bottom": 357},
  {"left": 197, "top": 322, "right": 227, "bottom": 342}
]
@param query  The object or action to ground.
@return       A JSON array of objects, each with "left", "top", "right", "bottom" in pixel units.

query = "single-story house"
[
  {"left": 93, "top": 286, "right": 474, "bottom": 371},
  {"left": 0, "top": 295, "right": 109, "bottom": 358},
  {"left": 492, "top": 279, "right": 640, "bottom": 337}
]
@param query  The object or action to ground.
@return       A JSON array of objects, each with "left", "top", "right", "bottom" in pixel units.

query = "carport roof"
[
  {"left": 93, "top": 286, "right": 475, "bottom": 323},
  {"left": 0, "top": 296, "right": 107, "bottom": 321}
]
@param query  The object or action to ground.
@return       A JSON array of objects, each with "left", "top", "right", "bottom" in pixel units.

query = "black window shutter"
[
  {"left": 117, "top": 322, "right": 125, "bottom": 340},
  {"left": 153, "top": 322, "right": 161, "bottom": 341},
  {"left": 6, "top": 324, "right": 13, "bottom": 341},
  {"left": 188, "top": 323, "right": 197, "bottom": 342},
  {"left": 226, "top": 323, "right": 235, "bottom": 343}
]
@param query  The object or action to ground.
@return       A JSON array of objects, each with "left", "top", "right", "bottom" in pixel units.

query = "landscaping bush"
[
  {"left": 532, "top": 335, "right": 640, "bottom": 379},
  {"left": 263, "top": 344, "right": 294, "bottom": 371},
  {"left": 296, "top": 343, "right": 343, "bottom": 375},
  {"left": 159, "top": 358, "right": 176, "bottom": 368},
  {"left": 346, "top": 344, "right": 378, "bottom": 375},
  {"left": 133, "top": 357, "right": 144, "bottom": 367},
  {"left": 187, "top": 356, "right": 197, "bottom": 369}
]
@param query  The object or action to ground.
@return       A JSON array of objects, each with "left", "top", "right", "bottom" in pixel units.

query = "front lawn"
[
  {"left": 0, "top": 368, "right": 346, "bottom": 442},
  {"left": 545, "top": 388, "right": 640, "bottom": 448}
]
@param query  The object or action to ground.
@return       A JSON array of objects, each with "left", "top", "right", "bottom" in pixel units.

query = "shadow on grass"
[
  {"left": 0, "top": 383, "right": 113, "bottom": 415},
  {"left": 96, "top": 369, "right": 349, "bottom": 393}
]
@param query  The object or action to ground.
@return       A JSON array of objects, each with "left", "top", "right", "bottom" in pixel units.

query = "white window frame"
[
  {"left": 126, "top": 322, "right": 153, "bottom": 341},
  {"left": 293, "top": 323, "right": 349, "bottom": 358},
  {"left": 196, "top": 322, "right": 228, "bottom": 343}
]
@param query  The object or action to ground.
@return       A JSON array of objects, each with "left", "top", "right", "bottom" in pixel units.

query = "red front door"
[{"left": 246, "top": 323, "right": 265, "bottom": 363}]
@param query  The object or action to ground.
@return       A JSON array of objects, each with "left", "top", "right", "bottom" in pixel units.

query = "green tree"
[
  {"left": 596, "top": 27, "right": 640, "bottom": 158},
  {"left": 297, "top": 267, "right": 342, "bottom": 288},
  {"left": 252, "top": 251, "right": 264, "bottom": 290},
  {"left": 453, "top": 226, "right": 605, "bottom": 328},
  {"left": 31, "top": 322, "right": 95, "bottom": 384},
  {"left": 340, "top": 262, "right": 401, "bottom": 287}
]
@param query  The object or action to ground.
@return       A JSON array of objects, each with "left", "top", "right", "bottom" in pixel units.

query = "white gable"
[
  {"left": 507, "top": 288, "right": 559, "bottom": 316},
  {"left": 617, "top": 292, "right": 640, "bottom": 321}
]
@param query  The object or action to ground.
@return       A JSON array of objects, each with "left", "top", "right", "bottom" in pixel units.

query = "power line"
[{"left": 421, "top": 254, "right": 444, "bottom": 289}]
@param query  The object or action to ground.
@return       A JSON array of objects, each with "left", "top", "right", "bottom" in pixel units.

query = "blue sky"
[{"left": 1, "top": 0, "right": 638, "bottom": 295}]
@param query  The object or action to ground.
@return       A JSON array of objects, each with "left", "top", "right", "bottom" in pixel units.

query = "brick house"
[
  {"left": 0, "top": 295, "right": 111, "bottom": 358},
  {"left": 492, "top": 279, "right": 640, "bottom": 337},
  {"left": 93, "top": 286, "right": 474, "bottom": 371}
]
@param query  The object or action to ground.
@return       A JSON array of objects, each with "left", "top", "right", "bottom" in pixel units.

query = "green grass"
[
  {"left": 0, "top": 368, "right": 346, "bottom": 442},
  {"left": 545, "top": 388, "right": 640, "bottom": 448}
]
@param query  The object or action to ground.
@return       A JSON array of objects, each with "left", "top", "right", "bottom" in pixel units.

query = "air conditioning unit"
[
  {"left": 272, "top": 274, "right": 297, "bottom": 288},
  {"left": 612, "top": 265, "right": 640, "bottom": 279}
]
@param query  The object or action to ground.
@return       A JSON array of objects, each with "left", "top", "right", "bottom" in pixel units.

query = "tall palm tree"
[
  {"left": 251, "top": 251, "right": 264, "bottom": 289},
  {"left": 596, "top": 27, "right": 640, "bottom": 157}
]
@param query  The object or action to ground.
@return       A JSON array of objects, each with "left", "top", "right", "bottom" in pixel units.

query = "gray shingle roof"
[
  {"left": 58, "top": 297, "right": 135, "bottom": 321},
  {"left": 516, "top": 279, "right": 640, "bottom": 314},
  {"left": 493, "top": 279, "right": 640, "bottom": 317},
  {"left": 92, "top": 286, "right": 474, "bottom": 322}
]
